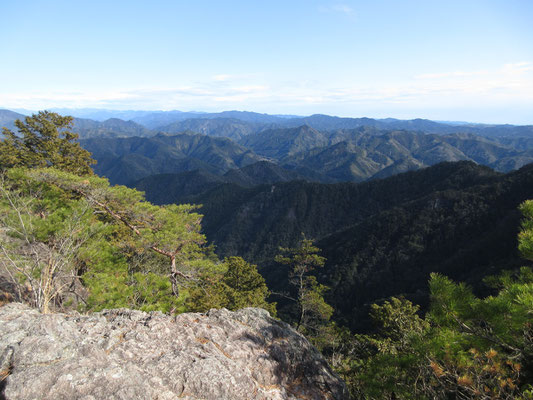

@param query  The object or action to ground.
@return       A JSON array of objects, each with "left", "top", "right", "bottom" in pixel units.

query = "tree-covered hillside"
[
  {"left": 79, "top": 124, "right": 533, "bottom": 186},
  {"left": 81, "top": 133, "right": 266, "bottom": 185},
  {"left": 170, "top": 161, "right": 533, "bottom": 332}
]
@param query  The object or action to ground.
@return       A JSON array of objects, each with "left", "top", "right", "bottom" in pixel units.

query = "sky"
[{"left": 1, "top": 0, "right": 532, "bottom": 124}]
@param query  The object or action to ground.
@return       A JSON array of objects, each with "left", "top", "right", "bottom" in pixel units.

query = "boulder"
[{"left": 0, "top": 303, "right": 349, "bottom": 399}]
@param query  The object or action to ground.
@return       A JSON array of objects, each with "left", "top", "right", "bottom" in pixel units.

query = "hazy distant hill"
[
  {"left": 3, "top": 107, "right": 533, "bottom": 141},
  {"left": 239, "top": 125, "right": 329, "bottom": 159},
  {"left": 49, "top": 108, "right": 156, "bottom": 122},
  {"left": 81, "top": 133, "right": 266, "bottom": 185},
  {"left": 131, "top": 111, "right": 207, "bottom": 129},
  {"left": 158, "top": 118, "right": 266, "bottom": 140},
  {"left": 132, "top": 110, "right": 292, "bottom": 129},
  {"left": 0, "top": 109, "right": 154, "bottom": 138},
  {"left": 72, "top": 118, "right": 154, "bottom": 138},
  {"left": 0, "top": 109, "right": 27, "bottom": 131},
  {"left": 280, "top": 114, "right": 533, "bottom": 138}
]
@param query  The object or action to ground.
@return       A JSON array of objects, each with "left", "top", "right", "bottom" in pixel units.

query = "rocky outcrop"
[{"left": 0, "top": 303, "right": 349, "bottom": 399}]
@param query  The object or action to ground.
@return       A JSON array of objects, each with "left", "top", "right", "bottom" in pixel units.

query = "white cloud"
[{"left": 1, "top": 62, "right": 532, "bottom": 122}]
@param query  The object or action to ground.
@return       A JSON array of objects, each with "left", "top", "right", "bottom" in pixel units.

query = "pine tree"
[
  {"left": 275, "top": 237, "right": 333, "bottom": 333},
  {"left": 0, "top": 111, "right": 95, "bottom": 175},
  {"left": 186, "top": 256, "right": 276, "bottom": 315}
]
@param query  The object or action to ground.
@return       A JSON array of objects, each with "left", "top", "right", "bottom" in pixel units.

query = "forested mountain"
[
  {"left": 160, "top": 162, "right": 533, "bottom": 331},
  {"left": 239, "top": 125, "right": 329, "bottom": 159},
  {"left": 81, "top": 133, "right": 266, "bottom": 185},
  {"left": 223, "top": 160, "right": 304, "bottom": 187},
  {"left": 157, "top": 117, "right": 267, "bottom": 140},
  {"left": 318, "top": 163, "right": 533, "bottom": 330},
  {"left": 281, "top": 130, "right": 533, "bottom": 182},
  {"left": 187, "top": 162, "right": 502, "bottom": 262},
  {"left": 134, "top": 161, "right": 304, "bottom": 204}
]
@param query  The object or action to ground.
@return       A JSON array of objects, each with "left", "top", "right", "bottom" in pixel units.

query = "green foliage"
[
  {"left": 275, "top": 237, "right": 333, "bottom": 334},
  {"left": 130, "top": 272, "right": 185, "bottom": 313},
  {"left": 519, "top": 200, "right": 533, "bottom": 261},
  {"left": 0, "top": 168, "right": 110, "bottom": 312},
  {"left": 324, "top": 200, "right": 533, "bottom": 398},
  {"left": 0, "top": 162, "right": 280, "bottom": 317},
  {"left": 369, "top": 297, "right": 429, "bottom": 353},
  {"left": 187, "top": 256, "right": 276, "bottom": 315},
  {"left": 0, "top": 167, "right": 220, "bottom": 314},
  {"left": 330, "top": 269, "right": 533, "bottom": 399},
  {"left": 221, "top": 256, "right": 275, "bottom": 313},
  {"left": 0, "top": 111, "right": 95, "bottom": 175},
  {"left": 26, "top": 168, "right": 208, "bottom": 291}
]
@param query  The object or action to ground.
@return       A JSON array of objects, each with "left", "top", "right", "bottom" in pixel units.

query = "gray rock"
[{"left": 0, "top": 303, "right": 349, "bottom": 399}]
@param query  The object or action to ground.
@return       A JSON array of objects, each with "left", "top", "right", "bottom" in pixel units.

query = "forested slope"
[{"left": 182, "top": 162, "right": 533, "bottom": 331}]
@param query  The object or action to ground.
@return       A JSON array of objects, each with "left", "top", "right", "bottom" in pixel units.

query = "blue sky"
[{"left": 1, "top": 0, "right": 532, "bottom": 123}]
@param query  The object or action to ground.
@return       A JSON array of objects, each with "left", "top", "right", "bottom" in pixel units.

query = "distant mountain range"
[
  {"left": 3, "top": 107, "right": 533, "bottom": 188},
  {"left": 78, "top": 125, "right": 532, "bottom": 187},
  {"left": 4, "top": 108, "right": 533, "bottom": 138}
]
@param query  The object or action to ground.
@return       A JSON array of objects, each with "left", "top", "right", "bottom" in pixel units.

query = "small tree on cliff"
[
  {"left": 275, "top": 237, "right": 333, "bottom": 333},
  {"left": 187, "top": 256, "right": 276, "bottom": 314}
]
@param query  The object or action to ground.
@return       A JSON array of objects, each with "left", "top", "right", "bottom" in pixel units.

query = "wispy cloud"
[
  {"left": 211, "top": 74, "right": 232, "bottom": 82},
  {"left": 318, "top": 3, "right": 355, "bottom": 19},
  {"left": 1, "top": 62, "right": 532, "bottom": 121},
  {"left": 415, "top": 70, "right": 490, "bottom": 80},
  {"left": 502, "top": 61, "right": 533, "bottom": 73},
  {"left": 416, "top": 62, "right": 533, "bottom": 80},
  {"left": 331, "top": 4, "right": 354, "bottom": 15},
  {"left": 409, "top": 62, "right": 533, "bottom": 101}
]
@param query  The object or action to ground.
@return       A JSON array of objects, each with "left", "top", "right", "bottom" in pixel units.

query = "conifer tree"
[
  {"left": 186, "top": 256, "right": 276, "bottom": 315},
  {"left": 0, "top": 111, "right": 95, "bottom": 175},
  {"left": 275, "top": 237, "right": 333, "bottom": 333}
]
